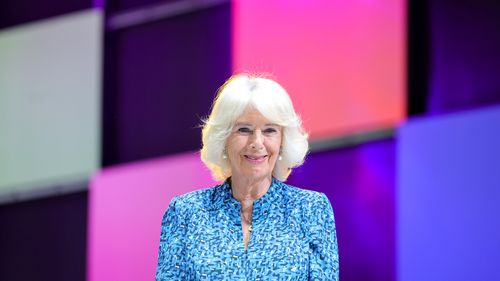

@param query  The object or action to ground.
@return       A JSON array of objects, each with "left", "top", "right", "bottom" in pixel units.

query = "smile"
[{"left": 244, "top": 155, "right": 268, "bottom": 163}]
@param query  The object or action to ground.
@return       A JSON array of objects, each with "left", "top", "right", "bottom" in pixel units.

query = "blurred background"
[{"left": 0, "top": 0, "right": 499, "bottom": 280}]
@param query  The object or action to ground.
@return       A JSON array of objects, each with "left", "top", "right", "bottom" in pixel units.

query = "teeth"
[{"left": 246, "top": 155, "right": 265, "bottom": 160}]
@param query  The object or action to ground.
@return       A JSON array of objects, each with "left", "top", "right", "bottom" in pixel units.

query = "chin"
[{"left": 245, "top": 168, "right": 274, "bottom": 179}]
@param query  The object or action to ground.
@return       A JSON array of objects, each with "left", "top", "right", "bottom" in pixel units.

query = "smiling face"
[{"left": 225, "top": 107, "right": 282, "bottom": 181}]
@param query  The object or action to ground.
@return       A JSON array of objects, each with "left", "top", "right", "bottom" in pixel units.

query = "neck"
[{"left": 230, "top": 175, "right": 272, "bottom": 203}]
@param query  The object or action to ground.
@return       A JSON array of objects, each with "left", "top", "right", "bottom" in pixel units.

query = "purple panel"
[
  {"left": 0, "top": 0, "right": 93, "bottom": 29},
  {"left": 288, "top": 139, "right": 395, "bottom": 281},
  {"left": 103, "top": 3, "right": 231, "bottom": 166},
  {"left": 428, "top": 1, "right": 500, "bottom": 114},
  {"left": 398, "top": 105, "right": 500, "bottom": 281}
]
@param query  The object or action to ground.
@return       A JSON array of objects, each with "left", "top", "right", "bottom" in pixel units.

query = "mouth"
[{"left": 244, "top": 155, "right": 268, "bottom": 163}]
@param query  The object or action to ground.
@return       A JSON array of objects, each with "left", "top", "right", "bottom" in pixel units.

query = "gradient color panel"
[
  {"left": 398, "top": 105, "right": 500, "bottom": 281},
  {"left": 288, "top": 139, "right": 395, "bottom": 281},
  {"left": 0, "top": 10, "right": 102, "bottom": 197},
  {"left": 232, "top": 0, "right": 406, "bottom": 139},
  {"left": 87, "top": 152, "right": 217, "bottom": 281}
]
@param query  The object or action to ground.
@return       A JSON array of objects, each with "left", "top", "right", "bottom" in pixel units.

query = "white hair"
[{"left": 200, "top": 73, "right": 309, "bottom": 181}]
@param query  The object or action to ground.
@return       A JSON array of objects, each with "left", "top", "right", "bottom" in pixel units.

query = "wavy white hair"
[{"left": 200, "top": 73, "right": 309, "bottom": 181}]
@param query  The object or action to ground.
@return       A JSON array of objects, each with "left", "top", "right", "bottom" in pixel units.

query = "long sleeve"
[
  {"left": 308, "top": 193, "right": 339, "bottom": 281},
  {"left": 155, "top": 196, "right": 188, "bottom": 280}
]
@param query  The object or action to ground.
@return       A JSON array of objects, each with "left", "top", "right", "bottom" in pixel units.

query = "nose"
[{"left": 249, "top": 130, "right": 264, "bottom": 150}]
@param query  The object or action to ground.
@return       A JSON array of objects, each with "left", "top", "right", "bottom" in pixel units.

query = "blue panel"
[{"left": 397, "top": 105, "right": 500, "bottom": 281}]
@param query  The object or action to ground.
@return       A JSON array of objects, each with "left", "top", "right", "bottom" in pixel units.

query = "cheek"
[
  {"left": 226, "top": 136, "right": 246, "bottom": 155},
  {"left": 266, "top": 139, "right": 282, "bottom": 155}
]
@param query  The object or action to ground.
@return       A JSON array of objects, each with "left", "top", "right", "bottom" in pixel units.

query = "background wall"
[{"left": 0, "top": 0, "right": 499, "bottom": 281}]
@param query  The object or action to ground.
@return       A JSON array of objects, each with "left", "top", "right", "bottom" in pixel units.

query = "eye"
[
  {"left": 263, "top": 128, "right": 278, "bottom": 134},
  {"left": 237, "top": 127, "right": 252, "bottom": 134}
]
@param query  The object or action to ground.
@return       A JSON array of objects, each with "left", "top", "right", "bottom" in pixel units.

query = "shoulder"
[
  {"left": 279, "top": 181, "right": 330, "bottom": 207},
  {"left": 277, "top": 181, "right": 334, "bottom": 223},
  {"left": 278, "top": 182, "right": 336, "bottom": 239},
  {"left": 164, "top": 184, "right": 222, "bottom": 218}
]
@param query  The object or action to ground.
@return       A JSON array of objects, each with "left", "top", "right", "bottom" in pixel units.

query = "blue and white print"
[{"left": 156, "top": 177, "right": 339, "bottom": 280}]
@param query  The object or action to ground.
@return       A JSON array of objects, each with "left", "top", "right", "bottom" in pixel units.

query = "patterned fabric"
[{"left": 155, "top": 178, "right": 339, "bottom": 280}]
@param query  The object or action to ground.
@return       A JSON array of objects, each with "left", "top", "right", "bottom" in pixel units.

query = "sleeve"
[
  {"left": 155, "top": 196, "right": 189, "bottom": 280},
  {"left": 308, "top": 193, "right": 339, "bottom": 281}
]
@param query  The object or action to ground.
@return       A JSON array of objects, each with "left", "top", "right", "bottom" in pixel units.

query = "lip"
[{"left": 244, "top": 155, "right": 268, "bottom": 163}]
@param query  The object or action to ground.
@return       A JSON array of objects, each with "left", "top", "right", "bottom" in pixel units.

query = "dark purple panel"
[
  {"left": 106, "top": 0, "right": 179, "bottom": 13},
  {"left": 288, "top": 139, "right": 395, "bottom": 281},
  {"left": 428, "top": 0, "right": 500, "bottom": 114},
  {"left": 0, "top": 0, "right": 92, "bottom": 29},
  {"left": 102, "top": 3, "right": 231, "bottom": 166},
  {"left": 407, "top": 0, "right": 430, "bottom": 115},
  {"left": 0, "top": 191, "right": 87, "bottom": 281}
]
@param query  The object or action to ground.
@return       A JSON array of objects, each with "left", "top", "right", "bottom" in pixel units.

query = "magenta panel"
[{"left": 87, "top": 152, "right": 217, "bottom": 281}]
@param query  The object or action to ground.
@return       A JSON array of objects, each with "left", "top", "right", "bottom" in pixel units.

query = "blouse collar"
[{"left": 213, "top": 177, "right": 283, "bottom": 223}]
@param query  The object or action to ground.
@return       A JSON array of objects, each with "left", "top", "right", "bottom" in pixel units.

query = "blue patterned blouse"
[{"left": 155, "top": 178, "right": 339, "bottom": 280}]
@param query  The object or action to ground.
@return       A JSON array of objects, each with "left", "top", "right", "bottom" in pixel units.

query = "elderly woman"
[{"left": 156, "top": 74, "right": 339, "bottom": 280}]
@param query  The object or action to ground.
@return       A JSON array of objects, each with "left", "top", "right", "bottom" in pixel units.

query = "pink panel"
[
  {"left": 232, "top": 0, "right": 406, "bottom": 139},
  {"left": 87, "top": 152, "right": 217, "bottom": 281}
]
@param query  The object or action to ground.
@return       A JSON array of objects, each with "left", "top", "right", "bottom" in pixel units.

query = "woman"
[{"left": 156, "top": 73, "right": 339, "bottom": 280}]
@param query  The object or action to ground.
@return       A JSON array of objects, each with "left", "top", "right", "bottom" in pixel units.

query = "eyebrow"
[{"left": 234, "top": 122, "right": 280, "bottom": 127}]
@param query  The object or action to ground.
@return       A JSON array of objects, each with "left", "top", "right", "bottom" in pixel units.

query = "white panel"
[{"left": 0, "top": 10, "right": 102, "bottom": 200}]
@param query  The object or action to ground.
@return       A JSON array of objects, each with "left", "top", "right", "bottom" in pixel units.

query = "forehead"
[{"left": 235, "top": 107, "right": 274, "bottom": 125}]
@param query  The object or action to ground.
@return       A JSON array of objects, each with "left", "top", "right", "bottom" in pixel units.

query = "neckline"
[
  {"left": 227, "top": 177, "right": 277, "bottom": 201},
  {"left": 224, "top": 177, "right": 279, "bottom": 203},
  {"left": 217, "top": 177, "right": 281, "bottom": 223}
]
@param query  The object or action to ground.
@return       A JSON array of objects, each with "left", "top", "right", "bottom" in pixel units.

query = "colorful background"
[{"left": 0, "top": 0, "right": 499, "bottom": 280}]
